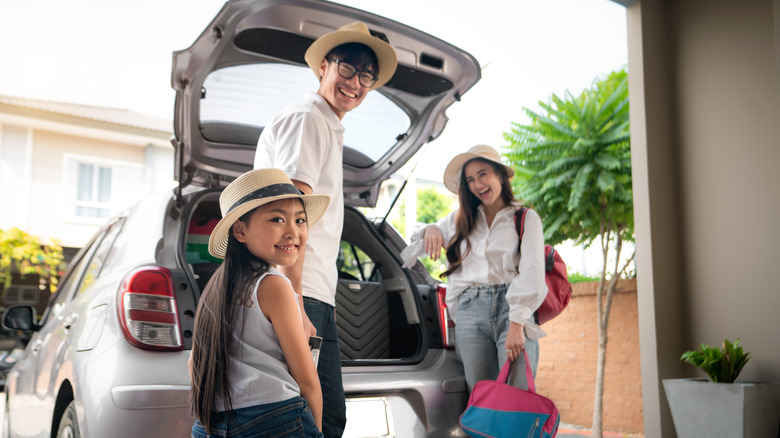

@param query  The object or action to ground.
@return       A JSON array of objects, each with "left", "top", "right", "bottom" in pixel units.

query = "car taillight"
[
  {"left": 117, "top": 266, "right": 183, "bottom": 351},
  {"left": 436, "top": 284, "right": 456, "bottom": 349}
]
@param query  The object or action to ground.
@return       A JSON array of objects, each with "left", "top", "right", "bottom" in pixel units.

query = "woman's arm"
[
  {"left": 410, "top": 210, "right": 458, "bottom": 260},
  {"left": 505, "top": 208, "right": 548, "bottom": 360},
  {"left": 257, "top": 275, "right": 323, "bottom": 431}
]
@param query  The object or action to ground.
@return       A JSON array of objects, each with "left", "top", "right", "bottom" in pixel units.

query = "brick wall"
[{"left": 536, "top": 278, "right": 643, "bottom": 433}]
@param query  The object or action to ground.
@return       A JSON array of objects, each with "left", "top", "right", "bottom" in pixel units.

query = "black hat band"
[{"left": 226, "top": 183, "right": 304, "bottom": 215}]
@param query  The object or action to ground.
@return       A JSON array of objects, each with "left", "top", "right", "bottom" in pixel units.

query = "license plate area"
[{"left": 343, "top": 397, "right": 394, "bottom": 437}]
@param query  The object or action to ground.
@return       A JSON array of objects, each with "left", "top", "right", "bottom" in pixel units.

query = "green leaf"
[{"left": 680, "top": 338, "right": 751, "bottom": 383}]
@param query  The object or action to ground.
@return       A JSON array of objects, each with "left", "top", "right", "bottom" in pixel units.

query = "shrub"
[{"left": 680, "top": 338, "right": 751, "bottom": 383}]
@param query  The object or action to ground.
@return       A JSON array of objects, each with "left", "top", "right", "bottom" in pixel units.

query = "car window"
[
  {"left": 338, "top": 241, "right": 380, "bottom": 282},
  {"left": 41, "top": 220, "right": 123, "bottom": 323},
  {"left": 76, "top": 219, "right": 125, "bottom": 296},
  {"left": 42, "top": 242, "right": 93, "bottom": 324},
  {"left": 199, "top": 63, "right": 410, "bottom": 164}
]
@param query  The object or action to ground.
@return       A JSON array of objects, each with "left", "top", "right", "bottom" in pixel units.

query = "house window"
[
  {"left": 65, "top": 155, "right": 144, "bottom": 223},
  {"left": 3, "top": 285, "right": 38, "bottom": 304},
  {"left": 76, "top": 163, "right": 112, "bottom": 219}
]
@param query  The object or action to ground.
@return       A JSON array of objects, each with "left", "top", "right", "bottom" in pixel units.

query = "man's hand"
[{"left": 302, "top": 311, "right": 317, "bottom": 338}]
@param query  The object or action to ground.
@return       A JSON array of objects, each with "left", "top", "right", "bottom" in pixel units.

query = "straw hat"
[
  {"left": 208, "top": 168, "right": 330, "bottom": 259},
  {"left": 442, "top": 145, "right": 515, "bottom": 194},
  {"left": 304, "top": 21, "right": 397, "bottom": 90}
]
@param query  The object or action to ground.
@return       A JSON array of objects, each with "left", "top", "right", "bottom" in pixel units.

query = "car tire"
[{"left": 56, "top": 401, "right": 80, "bottom": 438}]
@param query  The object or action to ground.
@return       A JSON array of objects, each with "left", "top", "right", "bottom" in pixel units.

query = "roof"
[{"left": 0, "top": 95, "right": 172, "bottom": 134}]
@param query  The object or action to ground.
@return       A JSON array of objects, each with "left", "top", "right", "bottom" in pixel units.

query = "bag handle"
[{"left": 498, "top": 350, "right": 536, "bottom": 393}]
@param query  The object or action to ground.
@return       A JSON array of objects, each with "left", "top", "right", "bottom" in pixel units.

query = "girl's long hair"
[
  {"left": 442, "top": 159, "right": 516, "bottom": 277},
  {"left": 189, "top": 209, "right": 268, "bottom": 433}
]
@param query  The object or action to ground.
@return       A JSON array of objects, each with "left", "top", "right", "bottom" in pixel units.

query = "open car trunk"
[{"left": 179, "top": 191, "right": 428, "bottom": 363}]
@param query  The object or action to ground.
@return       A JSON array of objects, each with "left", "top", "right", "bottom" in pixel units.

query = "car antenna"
[{"left": 378, "top": 136, "right": 434, "bottom": 232}]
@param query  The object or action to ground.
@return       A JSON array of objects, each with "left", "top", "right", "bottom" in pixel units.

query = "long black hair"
[{"left": 189, "top": 208, "right": 269, "bottom": 433}]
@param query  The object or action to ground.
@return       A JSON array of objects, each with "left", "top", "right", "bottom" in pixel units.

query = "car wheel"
[{"left": 56, "top": 401, "right": 81, "bottom": 438}]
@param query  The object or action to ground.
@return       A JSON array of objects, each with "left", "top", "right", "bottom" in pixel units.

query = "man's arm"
[{"left": 281, "top": 179, "right": 317, "bottom": 338}]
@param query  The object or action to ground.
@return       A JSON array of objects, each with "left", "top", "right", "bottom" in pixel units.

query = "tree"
[
  {"left": 0, "top": 228, "right": 65, "bottom": 293},
  {"left": 504, "top": 69, "right": 634, "bottom": 438},
  {"left": 391, "top": 185, "right": 452, "bottom": 280}
]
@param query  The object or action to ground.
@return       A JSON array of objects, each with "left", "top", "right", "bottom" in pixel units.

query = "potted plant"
[{"left": 663, "top": 338, "right": 780, "bottom": 438}]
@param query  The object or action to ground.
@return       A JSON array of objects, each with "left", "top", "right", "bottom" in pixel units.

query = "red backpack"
[{"left": 515, "top": 207, "right": 572, "bottom": 325}]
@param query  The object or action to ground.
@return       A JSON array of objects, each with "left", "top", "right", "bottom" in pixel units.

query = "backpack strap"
[{"left": 514, "top": 206, "right": 528, "bottom": 252}]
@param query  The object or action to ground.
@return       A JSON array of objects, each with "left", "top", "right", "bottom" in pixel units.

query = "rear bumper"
[{"left": 342, "top": 348, "right": 467, "bottom": 438}]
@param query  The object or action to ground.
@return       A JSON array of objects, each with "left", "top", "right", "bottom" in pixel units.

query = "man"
[{"left": 253, "top": 21, "right": 397, "bottom": 438}]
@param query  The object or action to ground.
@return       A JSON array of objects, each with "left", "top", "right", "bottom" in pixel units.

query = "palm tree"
[{"left": 503, "top": 69, "right": 634, "bottom": 438}]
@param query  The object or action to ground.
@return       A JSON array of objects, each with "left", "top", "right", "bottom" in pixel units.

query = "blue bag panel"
[{"left": 459, "top": 406, "right": 550, "bottom": 438}]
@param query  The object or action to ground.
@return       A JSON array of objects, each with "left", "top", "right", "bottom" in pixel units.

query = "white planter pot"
[{"left": 662, "top": 378, "right": 780, "bottom": 438}]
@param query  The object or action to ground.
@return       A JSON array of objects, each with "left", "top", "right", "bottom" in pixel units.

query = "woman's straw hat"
[
  {"left": 208, "top": 168, "right": 330, "bottom": 259},
  {"left": 442, "top": 145, "right": 515, "bottom": 194},
  {"left": 304, "top": 21, "right": 397, "bottom": 90}
]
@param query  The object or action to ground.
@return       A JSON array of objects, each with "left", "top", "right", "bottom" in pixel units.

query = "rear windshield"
[{"left": 200, "top": 63, "right": 410, "bottom": 164}]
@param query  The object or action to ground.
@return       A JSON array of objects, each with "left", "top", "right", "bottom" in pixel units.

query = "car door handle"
[{"left": 63, "top": 313, "right": 79, "bottom": 330}]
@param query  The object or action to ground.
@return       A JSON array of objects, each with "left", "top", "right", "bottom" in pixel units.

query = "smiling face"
[
  {"left": 463, "top": 159, "right": 507, "bottom": 210},
  {"left": 231, "top": 198, "right": 308, "bottom": 268},
  {"left": 318, "top": 58, "right": 371, "bottom": 119},
  {"left": 316, "top": 43, "right": 379, "bottom": 119}
]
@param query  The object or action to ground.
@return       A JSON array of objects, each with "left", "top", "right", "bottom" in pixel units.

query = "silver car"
[{"left": 2, "top": 1, "right": 480, "bottom": 437}]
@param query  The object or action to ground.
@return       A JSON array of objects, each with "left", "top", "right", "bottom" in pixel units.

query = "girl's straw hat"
[
  {"left": 208, "top": 168, "right": 330, "bottom": 259},
  {"left": 304, "top": 21, "right": 397, "bottom": 91},
  {"left": 443, "top": 145, "right": 515, "bottom": 194}
]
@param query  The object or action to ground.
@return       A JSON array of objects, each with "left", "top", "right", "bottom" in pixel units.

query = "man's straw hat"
[{"left": 304, "top": 21, "right": 397, "bottom": 90}]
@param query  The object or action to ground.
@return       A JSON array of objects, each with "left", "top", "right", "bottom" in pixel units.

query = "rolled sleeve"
[{"left": 408, "top": 212, "right": 461, "bottom": 318}]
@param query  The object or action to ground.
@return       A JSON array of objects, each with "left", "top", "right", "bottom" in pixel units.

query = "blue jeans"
[
  {"left": 455, "top": 284, "right": 539, "bottom": 392},
  {"left": 303, "top": 297, "right": 346, "bottom": 438},
  {"left": 191, "top": 397, "right": 323, "bottom": 438}
]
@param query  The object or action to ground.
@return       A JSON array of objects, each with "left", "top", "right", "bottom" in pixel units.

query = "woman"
[{"left": 411, "top": 145, "right": 548, "bottom": 391}]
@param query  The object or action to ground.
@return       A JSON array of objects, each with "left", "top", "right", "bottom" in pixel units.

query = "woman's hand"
[
  {"left": 422, "top": 225, "right": 445, "bottom": 261},
  {"left": 505, "top": 321, "right": 526, "bottom": 362}
]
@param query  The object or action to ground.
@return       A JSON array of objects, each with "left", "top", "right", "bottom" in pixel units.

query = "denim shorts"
[{"left": 191, "top": 396, "right": 323, "bottom": 438}]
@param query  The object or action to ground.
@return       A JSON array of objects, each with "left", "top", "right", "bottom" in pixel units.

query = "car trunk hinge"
[{"left": 172, "top": 138, "right": 186, "bottom": 210}]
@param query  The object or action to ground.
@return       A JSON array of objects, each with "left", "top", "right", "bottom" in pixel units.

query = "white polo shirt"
[{"left": 254, "top": 92, "right": 345, "bottom": 306}]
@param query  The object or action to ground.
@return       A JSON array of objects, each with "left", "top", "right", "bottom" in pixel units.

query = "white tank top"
[{"left": 217, "top": 267, "right": 302, "bottom": 411}]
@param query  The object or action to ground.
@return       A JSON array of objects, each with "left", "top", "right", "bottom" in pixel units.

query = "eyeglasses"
[{"left": 329, "top": 59, "right": 378, "bottom": 88}]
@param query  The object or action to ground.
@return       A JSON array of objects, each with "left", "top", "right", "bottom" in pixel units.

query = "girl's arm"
[
  {"left": 278, "top": 179, "right": 317, "bottom": 339},
  {"left": 257, "top": 275, "right": 323, "bottom": 431}
]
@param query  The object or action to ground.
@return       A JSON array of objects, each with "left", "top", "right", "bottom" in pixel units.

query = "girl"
[
  {"left": 189, "top": 168, "right": 330, "bottom": 438},
  {"left": 410, "top": 145, "right": 548, "bottom": 392}
]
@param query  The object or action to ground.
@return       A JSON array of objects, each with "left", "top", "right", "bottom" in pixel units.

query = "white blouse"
[{"left": 406, "top": 203, "right": 548, "bottom": 339}]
